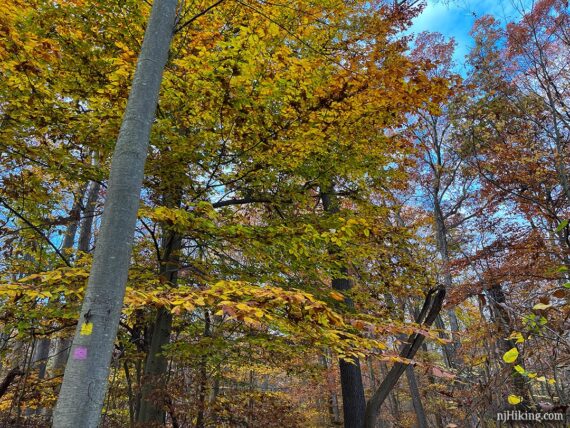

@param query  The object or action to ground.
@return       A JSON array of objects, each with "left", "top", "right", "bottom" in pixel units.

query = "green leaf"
[{"left": 555, "top": 219, "right": 569, "bottom": 232}]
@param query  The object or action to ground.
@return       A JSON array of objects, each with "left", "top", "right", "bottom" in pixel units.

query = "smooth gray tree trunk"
[
  {"left": 54, "top": 181, "right": 99, "bottom": 371},
  {"left": 78, "top": 179, "right": 101, "bottom": 253},
  {"left": 52, "top": 1, "right": 178, "bottom": 426},
  {"left": 31, "top": 338, "right": 50, "bottom": 381},
  {"left": 45, "top": 191, "right": 87, "bottom": 382}
]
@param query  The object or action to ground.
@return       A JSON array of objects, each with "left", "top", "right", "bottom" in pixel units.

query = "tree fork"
[{"left": 365, "top": 286, "right": 445, "bottom": 428}]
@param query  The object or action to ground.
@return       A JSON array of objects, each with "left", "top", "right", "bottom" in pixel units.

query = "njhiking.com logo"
[{"left": 496, "top": 410, "right": 564, "bottom": 423}]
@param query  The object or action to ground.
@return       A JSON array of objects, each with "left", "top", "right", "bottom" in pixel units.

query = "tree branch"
[
  {"left": 0, "top": 197, "right": 71, "bottom": 266},
  {"left": 364, "top": 286, "right": 446, "bottom": 428}
]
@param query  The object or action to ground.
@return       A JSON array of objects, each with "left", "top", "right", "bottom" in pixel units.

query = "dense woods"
[{"left": 0, "top": 0, "right": 568, "bottom": 427}]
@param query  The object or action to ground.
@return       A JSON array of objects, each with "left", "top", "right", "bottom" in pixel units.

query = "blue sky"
[{"left": 410, "top": 0, "right": 534, "bottom": 69}]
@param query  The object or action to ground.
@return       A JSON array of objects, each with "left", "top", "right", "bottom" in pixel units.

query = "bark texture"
[
  {"left": 0, "top": 366, "right": 23, "bottom": 399},
  {"left": 321, "top": 188, "right": 366, "bottom": 428},
  {"left": 52, "top": 1, "right": 178, "bottom": 426},
  {"left": 78, "top": 180, "right": 101, "bottom": 253}
]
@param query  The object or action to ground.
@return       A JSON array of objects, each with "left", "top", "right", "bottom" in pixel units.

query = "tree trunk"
[
  {"left": 339, "top": 358, "right": 366, "bottom": 428},
  {"left": 31, "top": 338, "right": 50, "bottom": 380},
  {"left": 47, "top": 189, "right": 90, "bottom": 382},
  {"left": 433, "top": 202, "right": 459, "bottom": 362},
  {"left": 378, "top": 361, "right": 400, "bottom": 426},
  {"left": 364, "top": 287, "right": 445, "bottom": 428},
  {"left": 52, "top": 1, "right": 178, "bottom": 426},
  {"left": 321, "top": 188, "right": 367, "bottom": 428},
  {"left": 405, "top": 366, "right": 428, "bottom": 428},
  {"left": 78, "top": 179, "right": 100, "bottom": 254},
  {"left": 434, "top": 315, "right": 455, "bottom": 368},
  {"left": 61, "top": 190, "right": 84, "bottom": 253},
  {"left": 486, "top": 284, "right": 530, "bottom": 408},
  {"left": 196, "top": 311, "right": 212, "bottom": 428},
  {"left": 137, "top": 229, "right": 182, "bottom": 424},
  {"left": 320, "top": 352, "right": 341, "bottom": 426},
  {"left": 0, "top": 366, "right": 24, "bottom": 399}
]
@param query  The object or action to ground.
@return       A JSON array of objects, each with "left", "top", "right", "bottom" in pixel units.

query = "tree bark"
[
  {"left": 378, "top": 361, "right": 400, "bottom": 425},
  {"left": 405, "top": 366, "right": 428, "bottom": 428},
  {"left": 321, "top": 188, "right": 367, "bottom": 428},
  {"left": 487, "top": 284, "right": 530, "bottom": 408},
  {"left": 364, "top": 287, "right": 445, "bottom": 428},
  {"left": 196, "top": 310, "right": 212, "bottom": 428},
  {"left": 61, "top": 189, "right": 85, "bottom": 253},
  {"left": 433, "top": 201, "right": 460, "bottom": 361},
  {"left": 45, "top": 190, "right": 88, "bottom": 382},
  {"left": 52, "top": 1, "right": 178, "bottom": 426},
  {"left": 0, "top": 366, "right": 23, "bottom": 399},
  {"left": 31, "top": 338, "right": 50, "bottom": 380},
  {"left": 78, "top": 179, "right": 100, "bottom": 254},
  {"left": 137, "top": 229, "right": 182, "bottom": 424}
]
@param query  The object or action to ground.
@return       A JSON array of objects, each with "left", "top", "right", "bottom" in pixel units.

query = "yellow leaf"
[
  {"left": 80, "top": 322, "right": 93, "bottom": 336},
  {"left": 536, "top": 376, "right": 546, "bottom": 382},
  {"left": 507, "top": 395, "right": 522, "bottom": 405},
  {"left": 502, "top": 347, "right": 519, "bottom": 364},
  {"left": 532, "top": 303, "right": 551, "bottom": 310},
  {"left": 508, "top": 331, "right": 525, "bottom": 343},
  {"left": 548, "top": 378, "right": 556, "bottom": 384},
  {"left": 330, "top": 291, "right": 344, "bottom": 301},
  {"left": 243, "top": 316, "right": 257, "bottom": 325},
  {"left": 513, "top": 365, "right": 525, "bottom": 374}
]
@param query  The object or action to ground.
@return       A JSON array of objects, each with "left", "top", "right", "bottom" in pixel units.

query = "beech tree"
[{"left": 52, "top": 0, "right": 178, "bottom": 426}]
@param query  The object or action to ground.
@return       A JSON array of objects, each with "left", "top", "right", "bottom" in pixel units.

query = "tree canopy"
[{"left": 0, "top": 0, "right": 569, "bottom": 427}]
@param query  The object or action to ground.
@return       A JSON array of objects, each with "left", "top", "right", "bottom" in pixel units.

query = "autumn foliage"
[{"left": 0, "top": 0, "right": 569, "bottom": 427}]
